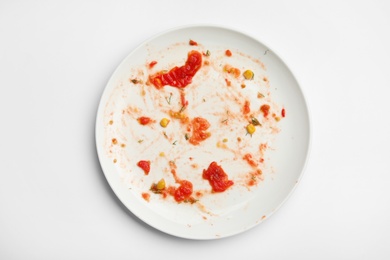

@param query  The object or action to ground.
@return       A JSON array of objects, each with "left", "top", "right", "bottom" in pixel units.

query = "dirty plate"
[{"left": 95, "top": 25, "right": 310, "bottom": 239}]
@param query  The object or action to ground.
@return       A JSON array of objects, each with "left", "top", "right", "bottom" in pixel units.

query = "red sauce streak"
[
  {"left": 149, "top": 61, "right": 157, "bottom": 68},
  {"left": 281, "top": 108, "right": 286, "bottom": 117},
  {"left": 225, "top": 50, "right": 232, "bottom": 57},
  {"left": 260, "top": 104, "right": 270, "bottom": 118},
  {"left": 189, "top": 117, "right": 210, "bottom": 145},
  {"left": 180, "top": 92, "right": 188, "bottom": 107},
  {"left": 189, "top": 39, "right": 198, "bottom": 46},
  {"left": 137, "top": 160, "right": 150, "bottom": 175},
  {"left": 138, "top": 116, "right": 151, "bottom": 125},
  {"left": 149, "top": 51, "right": 202, "bottom": 89},
  {"left": 243, "top": 153, "right": 258, "bottom": 168},
  {"left": 203, "top": 162, "right": 234, "bottom": 192},
  {"left": 243, "top": 100, "right": 251, "bottom": 115},
  {"left": 174, "top": 180, "right": 193, "bottom": 202}
]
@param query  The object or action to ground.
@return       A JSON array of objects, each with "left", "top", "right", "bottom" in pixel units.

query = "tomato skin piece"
[
  {"left": 281, "top": 108, "right": 286, "bottom": 117},
  {"left": 149, "top": 61, "right": 157, "bottom": 68},
  {"left": 189, "top": 39, "right": 198, "bottom": 46},
  {"left": 174, "top": 180, "right": 193, "bottom": 202},
  {"left": 137, "top": 160, "right": 150, "bottom": 175},
  {"left": 203, "top": 162, "right": 234, "bottom": 192},
  {"left": 149, "top": 51, "right": 202, "bottom": 89},
  {"left": 138, "top": 117, "right": 151, "bottom": 125}
]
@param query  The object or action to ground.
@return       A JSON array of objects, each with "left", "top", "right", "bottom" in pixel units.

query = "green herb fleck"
[
  {"left": 179, "top": 105, "right": 186, "bottom": 113},
  {"left": 251, "top": 117, "right": 261, "bottom": 126},
  {"left": 165, "top": 93, "right": 172, "bottom": 105}
]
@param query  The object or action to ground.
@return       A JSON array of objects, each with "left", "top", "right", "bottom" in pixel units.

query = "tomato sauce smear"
[
  {"left": 189, "top": 117, "right": 210, "bottom": 145},
  {"left": 149, "top": 50, "right": 202, "bottom": 89},
  {"left": 203, "top": 162, "right": 234, "bottom": 192},
  {"left": 174, "top": 180, "right": 193, "bottom": 202},
  {"left": 137, "top": 160, "right": 150, "bottom": 175},
  {"left": 260, "top": 104, "right": 270, "bottom": 118}
]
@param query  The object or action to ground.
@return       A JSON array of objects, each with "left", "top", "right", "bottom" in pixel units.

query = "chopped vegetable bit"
[
  {"left": 243, "top": 70, "right": 254, "bottom": 80},
  {"left": 246, "top": 123, "right": 256, "bottom": 135},
  {"left": 203, "top": 162, "right": 234, "bottom": 192},
  {"left": 156, "top": 178, "right": 166, "bottom": 190},
  {"left": 251, "top": 117, "right": 261, "bottom": 126},
  {"left": 149, "top": 61, "right": 157, "bottom": 68},
  {"left": 189, "top": 39, "right": 198, "bottom": 46},
  {"left": 225, "top": 50, "right": 232, "bottom": 57},
  {"left": 160, "top": 118, "right": 170, "bottom": 128},
  {"left": 142, "top": 193, "right": 150, "bottom": 201},
  {"left": 137, "top": 160, "right": 150, "bottom": 175},
  {"left": 281, "top": 108, "right": 286, "bottom": 117},
  {"left": 130, "top": 79, "right": 141, "bottom": 84},
  {"left": 138, "top": 116, "right": 151, "bottom": 125},
  {"left": 174, "top": 180, "right": 193, "bottom": 202},
  {"left": 205, "top": 50, "right": 211, "bottom": 56}
]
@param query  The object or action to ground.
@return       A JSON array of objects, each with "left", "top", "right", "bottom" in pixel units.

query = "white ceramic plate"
[{"left": 95, "top": 25, "right": 310, "bottom": 239}]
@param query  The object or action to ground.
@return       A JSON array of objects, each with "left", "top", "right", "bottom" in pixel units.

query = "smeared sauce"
[
  {"left": 188, "top": 117, "right": 211, "bottom": 145},
  {"left": 203, "top": 162, "right": 234, "bottom": 192},
  {"left": 174, "top": 180, "right": 193, "bottom": 202},
  {"left": 149, "top": 51, "right": 202, "bottom": 89},
  {"left": 104, "top": 39, "right": 285, "bottom": 209}
]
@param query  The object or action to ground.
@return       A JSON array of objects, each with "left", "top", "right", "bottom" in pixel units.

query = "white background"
[{"left": 1, "top": 0, "right": 389, "bottom": 259}]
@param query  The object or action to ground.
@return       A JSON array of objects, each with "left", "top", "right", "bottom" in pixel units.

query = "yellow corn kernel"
[
  {"left": 246, "top": 123, "right": 256, "bottom": 135},
  {"left": 243, "top": 70, "right": 254, "bottom": 80},
  {"left": 159, "top": 152, "right": 165, "bottom": 157},
  {"left": 160, "top": 118, "right": 170, "bottom": 128},
  {"left": 156, "top": 178, "right": 165, "bottom": 190}
]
